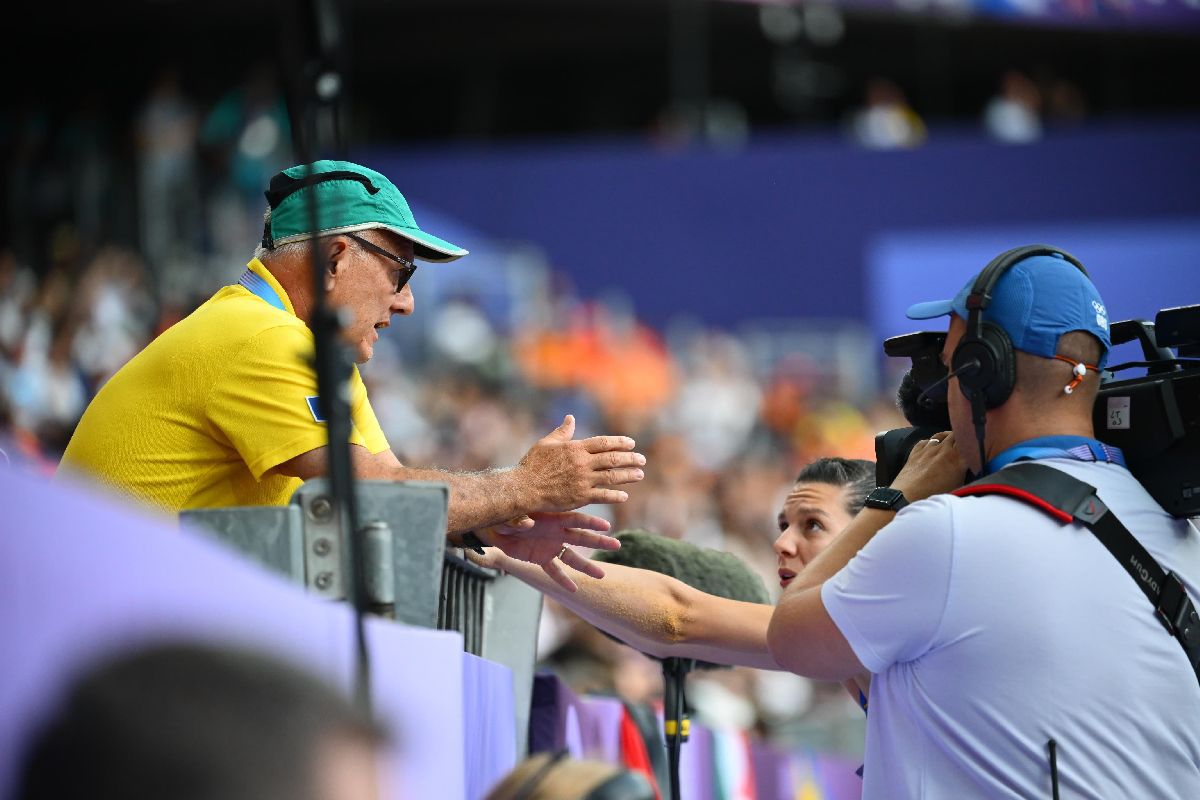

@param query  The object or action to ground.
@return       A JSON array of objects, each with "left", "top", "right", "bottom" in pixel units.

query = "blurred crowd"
[
  {"left": 845, "top": 68, "right": 1087, "bottom": 150},
  {"left": 4, "top": 60, "right": 291, "bottom": 307},
  {"left": 1, "top": 59, "right": 294, "bottom": 466},
  {"left": 1, "top": 60, "right": 925, "bottom": 761}
]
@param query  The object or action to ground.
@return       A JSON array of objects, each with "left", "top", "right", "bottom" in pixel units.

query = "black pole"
[
  {"left": 277, "top": 0, "right": 372, "bottom": 713},
  {"left": 662, "top": 657, "right": 694, "bottom": 800}
]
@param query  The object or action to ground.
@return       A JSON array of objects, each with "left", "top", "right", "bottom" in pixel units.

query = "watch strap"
[
  {"left": 459, "top": 531, "right": 488, "bottom": 554},
  {"left": 865, "top": 487, "right": 909, "bottom": 511}
]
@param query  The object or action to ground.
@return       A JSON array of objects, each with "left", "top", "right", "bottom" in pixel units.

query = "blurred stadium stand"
[
  {"left": 3, "top": 1, "right": 1199, "bottom": 796},
  {"left": 6, "top": 0, "right": 1200, "bottom": 148}
]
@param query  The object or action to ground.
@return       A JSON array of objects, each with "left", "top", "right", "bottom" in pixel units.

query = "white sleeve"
[{"left": 820, "top": 496, "right": 956, "bottom": 673}]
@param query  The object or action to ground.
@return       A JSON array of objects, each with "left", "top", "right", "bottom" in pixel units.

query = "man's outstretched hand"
[
  {"left": 514, "top": 415, "right": 646, "bottom": 512},
  {"left": 474, "top": 511, "right": 619, "bottom": 592}
]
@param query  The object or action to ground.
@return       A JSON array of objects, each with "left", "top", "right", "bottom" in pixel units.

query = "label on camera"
[{"left": 1107, "top": 397, "right": 1131, "bottom": 430}]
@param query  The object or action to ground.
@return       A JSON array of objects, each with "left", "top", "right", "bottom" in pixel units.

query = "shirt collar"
[
  {"left": 243, "top": 258, "right": 297, "bottom": 317},
  {"left": 987, "top": 434, "right": 1126, "bottom": 474}
]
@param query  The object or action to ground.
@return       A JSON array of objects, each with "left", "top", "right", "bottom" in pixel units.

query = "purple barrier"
[
  {"left": 528, "top": 673, "right": 624, "bottom": 763},
  {"left": 750, "top": 739, "right": 792, "bottom": 800},
  {"left": 678, "top": 723, "right": 717, "bottom": 800},
  {"left": 0, "top": 467, "right": 516, "bottom": 800},
  {"left": 789, "top": 749, "right": 865, "bottom": 800},
  {"left": 528, "top": 673, "right": 865, "bottom": 799},
  {"left": 464, "top": 652, "right": 517, "bottom": 799}
]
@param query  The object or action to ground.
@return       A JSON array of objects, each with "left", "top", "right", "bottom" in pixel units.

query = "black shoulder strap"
[{"left": 954, "top": 462, "right": 1200, "bottom": 685}]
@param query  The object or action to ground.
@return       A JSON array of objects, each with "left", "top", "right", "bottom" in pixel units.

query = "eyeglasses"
[{"left": 346, "top": 233, "right": 417, "bottom": 292}]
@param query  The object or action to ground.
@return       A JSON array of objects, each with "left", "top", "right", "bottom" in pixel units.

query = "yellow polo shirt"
[{"left": 58, "top": 259, "right": 390, "bottom": 513}]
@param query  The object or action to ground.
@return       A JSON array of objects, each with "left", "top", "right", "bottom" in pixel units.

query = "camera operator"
[{"left": 767, "top": 246, "right": 1200, "bottom": 797}]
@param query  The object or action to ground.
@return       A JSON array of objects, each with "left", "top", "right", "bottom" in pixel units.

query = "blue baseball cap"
[{"left": 907, "top": 252, "right": 1111, "bottom": 368}]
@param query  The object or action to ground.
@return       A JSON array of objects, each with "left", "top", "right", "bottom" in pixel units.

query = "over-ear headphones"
[{"left": 952, "top": 244, "right": 1088, "bottom": 409}]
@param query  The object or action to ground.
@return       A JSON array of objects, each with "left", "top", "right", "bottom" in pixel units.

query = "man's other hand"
[
  {"left": 475, "top": 511, "right": 620, "bottom": 592},
  {"left": 891, "top": 431, "right": 965, "bottom": 502},
  {"left": 515, "top": 415, "right": 646, "bottom": 511}
]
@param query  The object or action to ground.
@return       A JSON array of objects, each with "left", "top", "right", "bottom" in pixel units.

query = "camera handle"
[{"left": 1110, "top": 319, "right": 1178, "bottom": 375}]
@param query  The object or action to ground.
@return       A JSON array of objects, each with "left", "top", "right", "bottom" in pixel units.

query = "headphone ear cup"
[
  {"left": 981, "top": 322, "right": 1015, "bottom": 407},
  {"left": 977, "top": 323, "right": 1015, "bottom": 408},
  {"left": 952, "top": 323, "right": 1015, "bottom": 409},
  {"left": 952, "top": 337, "right": 993, "bottom": 397}
]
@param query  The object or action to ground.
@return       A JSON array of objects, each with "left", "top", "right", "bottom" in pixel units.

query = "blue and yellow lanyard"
[
  {"left": 238, "top": 268, "right": 287, "bottom": 311},
  {"left": 987, "top": 435, "right": 1126, "bottom": 474}
]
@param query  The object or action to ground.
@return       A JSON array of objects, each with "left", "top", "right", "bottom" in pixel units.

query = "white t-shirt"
[{"left": 823, "top": 458, "right": 1200, "bottom": 799}]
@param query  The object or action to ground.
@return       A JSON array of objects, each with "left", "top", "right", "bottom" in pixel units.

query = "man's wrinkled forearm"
[{"left": 382, "top": 464, "right": 529, "bottom": 534}]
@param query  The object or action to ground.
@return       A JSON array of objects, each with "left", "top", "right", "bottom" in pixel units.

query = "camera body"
[
  {"left": 874, "top": 332, "right": 952, "bottom": 487},
  {"left": 1091, "top": 306, "right": 1200, "bottom": 517},
  {"left": 874, "top": 424, "right": 945, "bottom": 488},
  {"left": 879, "top": 305, "right": 1200, "bottom": 518}
]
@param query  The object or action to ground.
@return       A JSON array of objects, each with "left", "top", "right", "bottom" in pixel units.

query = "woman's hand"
[{"left": 474, "top": 511, "right": 620, "bottom": 591}]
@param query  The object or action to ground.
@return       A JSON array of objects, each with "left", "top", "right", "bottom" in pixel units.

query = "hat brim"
[
  {"left": 273, "top": 223, "right": 469, "bottom": 262},
  {"left": 380, "top": 225, "right": 469, "bottom": 263},
  {"left": 906, "top": 299, "right": 956, "bottom": 320}
]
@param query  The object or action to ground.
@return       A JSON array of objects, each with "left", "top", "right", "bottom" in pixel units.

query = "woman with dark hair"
[{"left": 777, "top": 457, "right": 876, "bottom": 587}]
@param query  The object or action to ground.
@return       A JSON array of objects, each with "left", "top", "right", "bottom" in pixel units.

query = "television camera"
[{"left": 878, "top": 304, "right": 1200, "bottom": 518}]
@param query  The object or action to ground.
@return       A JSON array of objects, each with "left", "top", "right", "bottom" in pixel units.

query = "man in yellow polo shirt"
[{"left": 59, "top": 161, "right": 646, "bottom": 581}]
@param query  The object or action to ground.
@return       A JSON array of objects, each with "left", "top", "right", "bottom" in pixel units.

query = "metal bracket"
[
  {"left": 297, "top": 490, "right": 346, "bottom": 601},
  {"left": 292, "top": 479, "right": 449, "bottom": 627}
]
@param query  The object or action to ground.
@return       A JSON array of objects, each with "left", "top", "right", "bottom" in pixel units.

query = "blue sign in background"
[
  {"left": 363, "top": 117, "right": 1200, "bottom": 352},
  {"left": 869, "top": 219, "right": 1200, "bottom": 354}
]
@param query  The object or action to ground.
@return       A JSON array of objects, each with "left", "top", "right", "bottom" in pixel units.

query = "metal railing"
[{"left": 439, "top": 550, "right": 492, "bottom": 656}]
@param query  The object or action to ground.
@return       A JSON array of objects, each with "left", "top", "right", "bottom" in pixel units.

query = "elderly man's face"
[{"left": 327, "top": 232, "right": 415, "bottom": 364}]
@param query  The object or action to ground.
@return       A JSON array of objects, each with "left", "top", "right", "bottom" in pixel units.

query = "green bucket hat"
[{"left": 261, "top": 160, "right": 468, "bottom": 262}]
